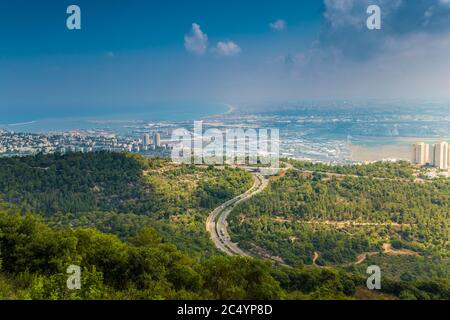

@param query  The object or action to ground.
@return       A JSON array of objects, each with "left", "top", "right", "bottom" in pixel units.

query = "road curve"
[{"left": 206, "top": 171, "right": 268, "bottom": 257}]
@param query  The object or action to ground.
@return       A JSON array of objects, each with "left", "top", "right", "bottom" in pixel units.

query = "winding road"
[
  {"left": 206, "top": 170, "right": 269, "bottom": 257},
  {"left": 206, "top": 162, "right": 421, "bottom": 267}
]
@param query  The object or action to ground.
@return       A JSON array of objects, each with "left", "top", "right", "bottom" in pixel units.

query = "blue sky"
[
  {"left": 1, "top": 0, "right": 450, "bottom": 120},
  {"left": 0, "top": 1, "right": 323, "bottom": 56}
]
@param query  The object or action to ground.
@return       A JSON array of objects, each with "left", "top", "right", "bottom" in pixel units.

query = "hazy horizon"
[{"left": 2, "top": 0, "right": 450, "bottom": 118}]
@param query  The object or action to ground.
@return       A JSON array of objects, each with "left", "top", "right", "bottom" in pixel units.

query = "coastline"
[
  {"left": 224, "top": 104, "right": 236, "bottom": 115},
  {"left": 0, "top": 103, "right": 228, "bottom": 133},
  {"left": 202, "top": 103, "right": 236, "bottom": 120}
]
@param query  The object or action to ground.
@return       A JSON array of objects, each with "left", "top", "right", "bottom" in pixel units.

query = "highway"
[
  {"left": 206, "top": 170, "right": 269, "bottom": 257},
  {"left": 206, "top": 161, "right": 420, "bottom": 267}
]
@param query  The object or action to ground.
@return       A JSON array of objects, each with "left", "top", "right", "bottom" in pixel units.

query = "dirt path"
[
  {"left": 288, "top": 165, "right": 414, "bottom": 183},
  {"left": 312, "top": 251, "right": 320, "bottom": 266},
  {"left": 354, "top": 252, "right": 380, "bottom": 265},
  {"left": 293, "top": 220, "right": 410, "bottom": 228},
  {"left": 312, "top": 243, "right": 420, "bottom": 268},
  {"left": 349, "top": 243, "right": 419, "bottom": 266},
  {"left": 382, "top": 243, "right": 419, "bottom": 256}
]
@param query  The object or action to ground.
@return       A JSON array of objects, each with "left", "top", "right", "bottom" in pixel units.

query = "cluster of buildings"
[
  {"left": 142, "top": 132, "right": 161, "bottom": 149},
  {"left": 0, "top": 130, "right": 169, "bottom": 157},
  {"left": 413, "top": 141, "right": 449, "bottom": 170}
]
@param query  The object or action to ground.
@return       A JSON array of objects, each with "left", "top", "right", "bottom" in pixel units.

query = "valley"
[{"left": 0, "top": 152, "right": 448, "bottom": 300}]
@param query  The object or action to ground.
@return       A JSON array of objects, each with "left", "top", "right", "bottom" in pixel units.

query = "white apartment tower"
[
  {"left": 154, "top": 132, "right": 161, "bottom": 147},
  {"left": 414, "top": 142, "right": 429, "bottom": 165},
  {"left": 432, "top": 141, "right": 449, "bottom": 170},
  {"left": 448, "top": 147, "right": 450, "bottom": 167},
  {"left": 143, "top": 133, "right": 150, "bottom": 146}
]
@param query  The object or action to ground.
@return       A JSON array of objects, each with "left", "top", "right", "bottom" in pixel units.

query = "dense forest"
[
  {"left": 229, "top": 168, "right": 449, "bottom": 281},
  {"left": 0, "top": 152, "right": 253, "bottom": 256},
  {"left": 0, "top": 152, "right": 448, "bottom": 300},
  {"left": 0, "top": 152, "right": 252, "bottom": 216},
  {"left": 0, "top": 203, "right": 448, "bottom": 300}
]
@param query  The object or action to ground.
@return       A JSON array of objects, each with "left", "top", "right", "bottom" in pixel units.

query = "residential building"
[{"left": 414, "top": 142, "right": 429, "bottom": 165}]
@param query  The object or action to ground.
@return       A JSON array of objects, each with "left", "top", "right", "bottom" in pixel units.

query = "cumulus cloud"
[
  {"left": 184, "top": 23, "right": 240, "bottom": 57},
  {"left": 184, "top": 23, "right": 208, "bottom": 55},
  {"left": 212, "top": 41, "right": 242, "bottom": 56},
  {"left": 270, "top": 19, "right": 286, "bottom": 31}
]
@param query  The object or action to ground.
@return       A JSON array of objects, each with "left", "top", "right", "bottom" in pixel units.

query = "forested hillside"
[
  {"left": 0, "top": 204, "right": 448, "bottom": 300},
  {"left": 0, "top": 152, "right": 252, "bottom": 215},
  {"left": 0, "top": 152, "right": 253, "bottom": 256},
  {"left": 288, "top": 159, "right": 415, "bottom": 179},
  {"left": 0, "top": 152, "right": 448, "bottom": 300},
  {"left": 229, "top": 168, "right": 449, "bottom": 282}
]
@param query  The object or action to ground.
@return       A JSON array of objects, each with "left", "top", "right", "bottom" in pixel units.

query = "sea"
[{"left": 0, "top": 103, "right": 229, "bottom": 133}]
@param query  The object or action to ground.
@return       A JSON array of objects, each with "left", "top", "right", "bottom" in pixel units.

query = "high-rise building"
[
  {"left": 448, "top": 146, "right": 450, "bottom": 167},
  {"left": 413, "top": 142, "right": 429, "bottom": 165},
  {"left": 433, "top": 141, "right": 449, "bottom": 170},
  {"left": 143, "top": 133, "right": 150, "bottom": 146},
  {"left": 154, "top": 132, "right": 161, "bottom": 147}
]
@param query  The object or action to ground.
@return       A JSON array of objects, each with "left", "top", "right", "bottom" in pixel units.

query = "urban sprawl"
[
  {"left": 0, "top": 130, "right": 171, "bottom": 157},
  {"left": 1, "top": 130, "right": 450, "bottom": 173}
]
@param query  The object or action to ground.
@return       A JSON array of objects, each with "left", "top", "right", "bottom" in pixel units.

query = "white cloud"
[
  {"left": 184, "top": 23, "right": 208, "bottom": 55},
  {"left": 184, "top": 22, "right": 241, "bottom": 58},
  {"left": 270, "top": 19, "right": 286, "bottom": 31},
  {"left": 212, "top": 41, "right": 241, "bottom": 56}
]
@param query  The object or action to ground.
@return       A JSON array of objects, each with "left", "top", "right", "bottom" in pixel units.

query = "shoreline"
[
  {"left": 0, "top": 103, "right": 228, "bottom": 133},
  {"left": 224, "top": 104, "right": 236, "bottom": 115},
  {"left": 202, "top": 103, "right": 236, "bottom": 120}
]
